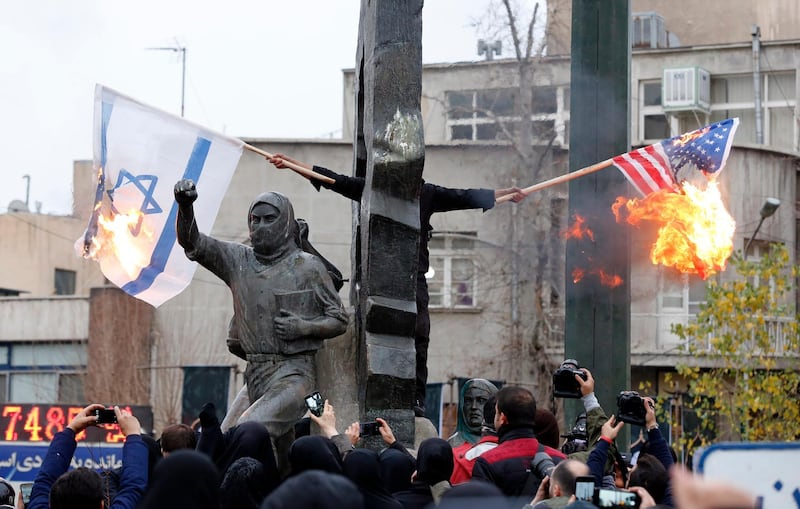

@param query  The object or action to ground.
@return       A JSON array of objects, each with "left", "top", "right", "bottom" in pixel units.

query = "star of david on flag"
[
  {"left": 612, "top": 118, "right": 739, "bottom": 196},
  {"left": 78, "top": 85, "right": 244, "bottom": 307}
]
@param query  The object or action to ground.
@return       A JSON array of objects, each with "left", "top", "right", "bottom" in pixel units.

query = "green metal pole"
[{"left": 566, "top": 0, "right": 631, "bottom": 445}]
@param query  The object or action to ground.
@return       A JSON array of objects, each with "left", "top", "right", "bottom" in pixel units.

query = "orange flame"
[
  {"left": 83, "top": 209, "right": 153, "bottom": 279},
  {"left": 672, "top": 126, "right": 709, "bottom": 147},
  {"left": 564, "top": 214, "right": 594, "bottom": 241},
  {"left": 612, "top": 180, "right": 735, "bottom": 279},
  {"left": 572, "top": 267, "right": 624, "bottom": 287},
  {"left": 597, "top": 270, "right": 624, "bottom": 288}
]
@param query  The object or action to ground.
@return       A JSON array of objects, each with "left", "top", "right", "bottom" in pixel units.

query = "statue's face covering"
[
  {"left": 248, "top": 192, "right": 295, "bottom": 255},
  {"left": 462, "top": 385, "right": 493, "bottom": 430}
]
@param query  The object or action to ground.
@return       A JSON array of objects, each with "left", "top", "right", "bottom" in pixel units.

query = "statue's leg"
[
  {"left": 237, "top": 356, "right": 315, "bottom": 476},
  {"left": 221, "top": 383, "right": 250, "bottom": 432}
]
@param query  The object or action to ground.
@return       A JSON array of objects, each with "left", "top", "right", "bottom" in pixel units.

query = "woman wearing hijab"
[
  {"left": 394, "top": 438, "right": 454, "bottom": 509},
  {"left": 343, "top": 449, "right": 402, "bottom": 509},
  {"left": 137, "top": 450, "right": 220, "bottom": 509},
  {"left": 288, "top": 435, "right": 343, "bottom": 475},
  {"left": 260, "top": 470, "right": 364, "bottom": 509},
  {"left": 379, "top": 448, "right": 416, "bottom": 494}
]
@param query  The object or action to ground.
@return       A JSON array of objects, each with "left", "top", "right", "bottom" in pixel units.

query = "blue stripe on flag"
[{"left": 122, "top": 137, "right": 211, "bottom": 296}]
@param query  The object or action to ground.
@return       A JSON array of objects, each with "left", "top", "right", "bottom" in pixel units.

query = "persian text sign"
[{"left": 697, "top": 442, "right": 800, "bottom": 508}]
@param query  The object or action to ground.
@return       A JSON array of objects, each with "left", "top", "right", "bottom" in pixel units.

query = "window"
[
  {"left": 659, "top": 270, "right": 708, "bottom": 315},
  {"left": 427, "top": 233, "right": 479, "bottom": 309},
  {"left": 446, "top": 85, "right": 570, "bottom": 145},
  {"left": 0, "top": 342, "right": 87, "bottom": 403},
  {"left": 709, "top": 72, "right": 796, "bottom": 150},
  {"left": 744, "top": 240, "right": 777, "bottom": 293},
  {"left": 639, "top": 72, "right": 797, "bottom": 150},
  {"left": 54, "top": 269, "right": 76, "bottom": 295},
  {"left": 641, "top": 80, "right": 670, "bottom": 140}
]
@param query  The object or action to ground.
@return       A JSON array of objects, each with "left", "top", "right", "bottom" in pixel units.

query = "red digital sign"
[{"left": 0, "top": 404, "right": 153, "bottom": 443}]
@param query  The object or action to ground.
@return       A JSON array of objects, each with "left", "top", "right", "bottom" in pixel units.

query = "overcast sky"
[{"left": 0, "top": 0, "right": 498, "bottom": 215}]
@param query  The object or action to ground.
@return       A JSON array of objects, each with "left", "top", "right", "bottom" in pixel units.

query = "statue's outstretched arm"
[{"left": 174, "top": 179, "right": 200, "bottom": 252}]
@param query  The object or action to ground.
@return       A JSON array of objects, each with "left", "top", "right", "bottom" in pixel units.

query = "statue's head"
[
  {"left": 460, "top": 378, "right": 499, "bottom": 433},
  {"left": 248, "top": 192, "right": 297, "bottom": 255}
]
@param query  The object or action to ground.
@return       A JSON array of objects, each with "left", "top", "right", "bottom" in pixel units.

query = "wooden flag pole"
[
  {"left": 496, "top": 157, "right": 614, "bottom": 203},
  {"left": 243, "top": 143, "right": 336, "bottom": 185}
]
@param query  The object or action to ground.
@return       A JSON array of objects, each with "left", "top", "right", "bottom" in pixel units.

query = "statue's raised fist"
[{"left": 174, "top": 179, "right": 198, "bottom": 206}]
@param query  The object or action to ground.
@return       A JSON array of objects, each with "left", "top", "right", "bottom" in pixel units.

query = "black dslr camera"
[
  {"left": 616, "top": 391, "right": 653, "bottom": 426},
  {"left": 553, "top": 359, "right": 587, "bottom": 399}
]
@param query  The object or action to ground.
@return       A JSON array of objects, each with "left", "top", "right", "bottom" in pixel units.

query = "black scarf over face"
[{"left": 248, "top": 192, "right": 298, "bottom": 264}]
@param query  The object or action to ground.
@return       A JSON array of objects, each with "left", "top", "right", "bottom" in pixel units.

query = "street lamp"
[
  {"left": 743, "top": 197, "right": 780, "bottom": 256},
  {"left": 146, "top": 44, "right": 186, "bottom": 117}
]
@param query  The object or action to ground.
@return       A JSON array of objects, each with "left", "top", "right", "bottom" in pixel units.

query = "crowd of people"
[{"left": 4, "top": 368, "right": 763, "bottom": 509}]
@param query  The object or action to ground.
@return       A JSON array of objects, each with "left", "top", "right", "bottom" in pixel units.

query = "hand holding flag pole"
[
  {"left": 243, "top": 144, "right": 335, "bottom": 185},
  {"left": 496, "top": 158, "right": 613, "bottom": 203},
  {"left": 496, "top": 118, "right": 739, "bottom": 203}
]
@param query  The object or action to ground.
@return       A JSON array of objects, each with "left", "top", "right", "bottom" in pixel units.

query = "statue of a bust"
[
  {"left": 447, "top": 378, "right": 499, "bottom": 447},
  {"left": 174, "top": 179, "right": 348, "bottom": 470}
]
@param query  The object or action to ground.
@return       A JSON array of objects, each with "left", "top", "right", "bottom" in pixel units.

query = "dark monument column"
[
  {"left": 566, "top": 0, "right": 631, "bottom": 433},
  {"left": 352, "top": 0, "right": 424, "bottom": 446}
]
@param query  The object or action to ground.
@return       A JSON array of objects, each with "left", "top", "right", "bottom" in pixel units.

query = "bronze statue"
[
  {"left": 447, "top": 378, "right": 499, "bottom": 447},
  {"left": 174, "top": 179, "right": 348, "bottom": 471}
]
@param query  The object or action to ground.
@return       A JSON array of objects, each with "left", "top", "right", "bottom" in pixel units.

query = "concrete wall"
[
  {"left": 0, "top": 213, "right": 105, "bottom": 297},
  {"left": 0, "top": 297, "right": 89, "bottom": 341}
]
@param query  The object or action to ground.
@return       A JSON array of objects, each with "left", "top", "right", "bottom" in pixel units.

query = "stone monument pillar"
[{"left": 352, "top": 0, "right": 424, "bottom": 447}]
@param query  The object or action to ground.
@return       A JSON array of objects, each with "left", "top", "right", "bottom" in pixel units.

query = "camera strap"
[{"left": 522, "top": 442, "right": 547, "bottom": 495}]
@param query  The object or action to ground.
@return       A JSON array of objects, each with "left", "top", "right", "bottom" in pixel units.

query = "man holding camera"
[
  {"left": 471, "top": 386, "right": 566, "bottom": 497},
  {"left": 28, "top": 404, "right": 147, "bottom": 509}
]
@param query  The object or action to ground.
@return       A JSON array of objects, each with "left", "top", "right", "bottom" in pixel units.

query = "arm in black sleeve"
[
  {"left": 309, "top": 166, "right": 365, "bottom": 202},
  {"left": 427, "top": 183, "right": 496, "bottom": 213}
]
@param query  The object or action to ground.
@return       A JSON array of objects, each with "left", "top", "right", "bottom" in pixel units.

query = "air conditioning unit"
[{"left": 662, "top": 67, "right": 711, "bottom": 113}]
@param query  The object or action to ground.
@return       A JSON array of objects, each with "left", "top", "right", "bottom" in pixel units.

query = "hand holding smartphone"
[
  {"left": 359, "top": 421, "right": 382, "bottom": 437},
  {"left": 304, "top": 391, "right": 323, "bottom": 417}
]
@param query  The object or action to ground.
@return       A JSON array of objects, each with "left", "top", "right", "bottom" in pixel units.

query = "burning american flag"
[
  {"left": 612, "top": 118, "right": 739, "bottom": 196},
  {"left": 611, "top": 119, "right": 740, "bottom": 278}
]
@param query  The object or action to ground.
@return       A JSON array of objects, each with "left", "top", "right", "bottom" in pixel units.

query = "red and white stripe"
[{"left": 612, "top": 143, "right": 677, "bottom": 197}]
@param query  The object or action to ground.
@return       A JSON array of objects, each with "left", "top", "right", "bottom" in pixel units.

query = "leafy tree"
[{"left": 669, "top": 244, "right": 800, "bottom": 457}]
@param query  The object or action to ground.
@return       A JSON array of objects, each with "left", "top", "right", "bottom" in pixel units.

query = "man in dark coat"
[
  {"left": 268, "top": 153, "right": 524, "bottom": 416},
  {"left": 471, "top": 386, "right": 566, "bottom": 497}
]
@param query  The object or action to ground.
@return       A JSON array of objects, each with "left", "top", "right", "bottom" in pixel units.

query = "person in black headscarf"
[
  {"left": 438, "top": 479, "right": 516, "bottom": 509},
  {"left": 195, "top": 403, "right": 281, "bottom": 494},
  {"left": 343, "top": 449, "right": 402, "bottom": 509},
  {"left": 288, "top": 435, "right": 343, "bottom": 476},
  {"left": 220, "top": 457, "right": 271, "bottom": 509},
  {"left": 394, "top": 438, "right": 454, "bottom": 509},
  {"left": 260, "top": 470, "right": 364, "bottom": 509},
  {"left": 379, "top": 448, "right": 416, "bottom": 495},
  {"left": 137, "top": 450, "right": 220, "bottom": 509}
]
